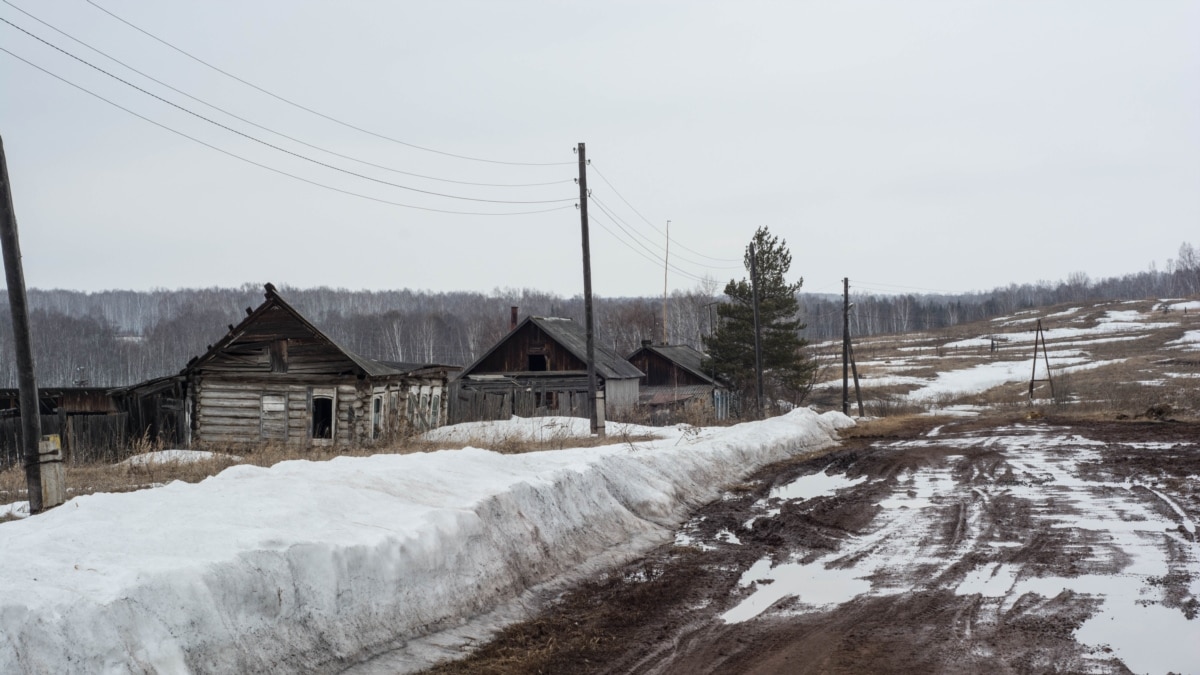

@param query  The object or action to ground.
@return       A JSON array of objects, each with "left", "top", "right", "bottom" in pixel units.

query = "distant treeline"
[{"left": 1, "top": 242, "right": 1196, "bottom": 388}]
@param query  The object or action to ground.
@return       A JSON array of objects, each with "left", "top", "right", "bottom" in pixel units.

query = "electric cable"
[
  {"left": 0, "top": 17, "right": 576, "bottom": 205},
  {"left": 588, "top": 197, "right": 725, "bottom": 283},
  {"left": 587, "top": 211, "right": 713, "bottom": 284},
  {"left": 0, "top": 47, "right": 574, "bottom": 217},
  {"left": 588, "top": 193, "right": 741, "bottom": 271},
  {"left": 2, "top": 1, "right": 568, "bottom": 190},
  {"left": 84, "top": 0, "right": 573, "bottom": 167},
  {"left": 588, "top": 161, "right": 741, "bottom": 263}
]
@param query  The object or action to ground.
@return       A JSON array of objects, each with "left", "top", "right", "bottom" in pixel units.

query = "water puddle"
[
  {"left": 769, "top": 470, "right": 866, "bottom": 502},
  {"left": 721, "top": 555, "right": 873, "bottom": 624}
]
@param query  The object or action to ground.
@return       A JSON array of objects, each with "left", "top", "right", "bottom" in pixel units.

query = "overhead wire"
[
  {"left": 587, "top": 161, "right": 741, "bottom": 263},
  {"left": 1, "top": 0, "right": 571, "bottom": 189},
  {"left": 84, "top": 0, "right": 574, "bottom": 167},
  {"left": 588, "top": 193, "right": 741, "bottom": 271},
  {"left": 586, "top": 210, "right": 713, "bottom": 284},
  {"left": 0, "top": 17, "right": 576, "bottom": 205},
  {"left": 587, "top": 197, "right": 719, "bottom": 283},
  {"left": 0, "top": 46, "right": 574, "bottom": 217}
]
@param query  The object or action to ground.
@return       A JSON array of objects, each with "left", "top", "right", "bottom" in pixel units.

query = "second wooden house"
[{"left": 449, "top": 316, "right": 644, "bottom": 424}]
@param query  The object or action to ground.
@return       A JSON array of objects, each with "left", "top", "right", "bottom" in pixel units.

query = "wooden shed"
[
  {"left": 0, "top": 387, "right": 126, "bottom": 468},
  {"left": 626, "top": 341, "right": 733, "bottom": 421},
  {"left": 449, "top": 316, "right": 643, "bottom": 423},
  {"left": 185, "top": 284, "right": 458, "bottom": 447}
]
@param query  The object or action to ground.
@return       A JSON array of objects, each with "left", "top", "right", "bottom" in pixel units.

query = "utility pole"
[
  {"left": 750, "top": 242, "right": 764, "bottom": 417},
  {"left": 577, "top": 142, "right": 604, "bottom": 436},
  {"left": 661, "top": 220, "right": 670, "bottom": 344},
  {"left": 1028, "top": 318, "right": 1055, "bottom": 402},
  {"left": 1, "top": 135, "right": 63, "bottom": 514},
  {"left": 842, "top": 277, "right": 850, "bottom": 415}
]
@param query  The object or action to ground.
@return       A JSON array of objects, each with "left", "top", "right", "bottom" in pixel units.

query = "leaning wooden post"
[{"left": 0, "top": 135, "right": 63, "bottom": 513}]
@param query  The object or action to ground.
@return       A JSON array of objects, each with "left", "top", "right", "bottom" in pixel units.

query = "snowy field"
[
  {"left": 0, "top": 409, "right": 851, "bottom": 674},
  {"left": 818, "top": 299, "right": 1199, "bottom": 407}
]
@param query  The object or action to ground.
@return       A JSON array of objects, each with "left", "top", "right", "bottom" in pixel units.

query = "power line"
[
  {"left": 587, "top": 161, "right": 741, "bottom": 263},
  {"left": 586, "top": 210, "right": 713, "bottom": 284},
  {"left": 84, "top": 0, "right": 574, "bottom": 168},
  {"left": 588, "top": 193, "right": 741, "bottom": 271},
  {"left": 2, "top": 1, "right": 572, "bottom": 190},
  {"left": 0, "top": 47, "right": 574, "bottom": 217},
  {"left": 588, "top": 197, "right": 724, "bottom": 283},
  {"left": 1, "top": 18, "right": 577, "bottom": 206}
]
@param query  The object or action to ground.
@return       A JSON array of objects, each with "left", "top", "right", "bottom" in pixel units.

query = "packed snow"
[{"left": 0, "top": 409, "right": 851, "bottom": 674}]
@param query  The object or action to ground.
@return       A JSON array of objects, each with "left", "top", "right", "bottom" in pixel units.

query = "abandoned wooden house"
[
  {"left": 184, "top": 284, "right": 459, "bottom": 447},
  {"left": 449, "top": 315, "right": 644, "bottom": 424},
  {"left": 625, "top": 341, "right": 733, "bottom": 421}
]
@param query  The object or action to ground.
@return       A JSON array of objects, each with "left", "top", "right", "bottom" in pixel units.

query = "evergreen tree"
[{"left": 703, "top": 226, "right": 815, "bottom": 411}]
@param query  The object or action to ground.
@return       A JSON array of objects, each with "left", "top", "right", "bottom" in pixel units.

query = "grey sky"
[{"left": 1, "top": 1, "right": 1196, "bottom": 298}]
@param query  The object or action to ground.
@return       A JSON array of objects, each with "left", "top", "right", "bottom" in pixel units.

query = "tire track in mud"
[{"left": 425, "top": 418, "right": 1200, "bottom": 675}]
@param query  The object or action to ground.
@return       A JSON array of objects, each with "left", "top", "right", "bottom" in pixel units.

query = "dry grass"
[{"left": 0, "top": 424, "right": 660, "bottom": 511}]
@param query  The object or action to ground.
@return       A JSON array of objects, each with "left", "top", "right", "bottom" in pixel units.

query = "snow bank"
[{"left": 0, "top": 409, "right": 850, "bottom": 674}]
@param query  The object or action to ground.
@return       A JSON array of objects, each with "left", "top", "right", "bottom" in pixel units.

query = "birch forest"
[{"left": 1, "top": 242, "right": 1196, "bottom": 388}]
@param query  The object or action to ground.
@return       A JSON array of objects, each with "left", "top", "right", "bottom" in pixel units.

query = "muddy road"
[{"left": 427, "top": 417, "right": 1200, "bottom": 674}]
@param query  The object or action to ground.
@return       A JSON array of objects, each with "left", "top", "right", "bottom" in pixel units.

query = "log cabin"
[{"left": 185, "top": 284, "right": 458, "bottom": 447}]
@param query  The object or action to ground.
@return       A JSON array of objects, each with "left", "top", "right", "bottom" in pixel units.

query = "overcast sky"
[{"left": 1, "top": 1, "right": 1197, "bottom": 299}]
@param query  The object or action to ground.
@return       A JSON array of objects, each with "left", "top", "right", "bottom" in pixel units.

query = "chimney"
[
  {"left": 510, "top": 306, "right": 519, "bottom": 331},
  {"left": 641, "top": 339, "right": 653, "bottom": 348}
]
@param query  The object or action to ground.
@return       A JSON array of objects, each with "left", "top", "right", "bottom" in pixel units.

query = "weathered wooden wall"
[
  {"left": 192, "top": 377, "right": 360, "bottom": 446},
  {"left": 626, "top": 352, "right": 711, "bottom": 388},
  {"left": 472, "top": 323, "right": 587, "bottom": 374},
  {"left": 0, "top": 413, "right": 129, "bottom": 468}
]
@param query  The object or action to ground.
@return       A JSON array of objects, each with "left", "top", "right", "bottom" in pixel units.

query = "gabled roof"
[
  {"left": 458, "top": 315, "right": 644, "bottom": 381},
  {"left": 628, "top": 343, "right": 721, "bottom": 386},
  {"left": 185, "top": 284, "right": 457, "bottom": 378}
]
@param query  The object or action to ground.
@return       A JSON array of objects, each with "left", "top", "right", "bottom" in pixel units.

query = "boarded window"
[
  {"left": 269, "top": 340, "right": 288, "bottom": 373},
  {"left": 260, "top": 394, "right": 287, "bottom": 440}
]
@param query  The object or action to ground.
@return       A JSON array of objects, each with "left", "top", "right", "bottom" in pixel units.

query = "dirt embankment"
[{"left": 425, "top": 416, "right": 1200, "bottom": 674}]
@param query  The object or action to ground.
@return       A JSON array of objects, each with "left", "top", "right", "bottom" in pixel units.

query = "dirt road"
[{"left": 427, "top": 416, "right": 1200, "bottom": 674}]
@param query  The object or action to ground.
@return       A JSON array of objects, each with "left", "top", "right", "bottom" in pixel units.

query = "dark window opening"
[
  {"left": 372, "top": 396, "right": 383, "bottom": 438},
  {"left": 535, "top": 391, "right": 557, "bottom": 409},
  {"left": 312, "top": 396, "right": 334, "bottom": 439},
  {"left": 528, "top": 354, "right": 548, "bottom": 371}
]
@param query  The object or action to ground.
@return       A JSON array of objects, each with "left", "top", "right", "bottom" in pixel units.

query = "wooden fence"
[{"left": 0, "top": 413, "right": 130, "bottom": 470}]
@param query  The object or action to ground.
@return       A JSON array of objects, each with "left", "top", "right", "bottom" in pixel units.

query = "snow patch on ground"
[
  {"left": 0, "top": 409, "right": 851, "bottom": 674},
  {"left": 118, "top": 449, "right": 243, "bottom": 467}
]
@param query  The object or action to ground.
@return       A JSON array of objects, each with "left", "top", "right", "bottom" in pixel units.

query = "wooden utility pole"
[
  {"left": 750, "top": 242, "right": 764, "bottom": 417},
  {"left": 661, "top": 220, "right": 670, "bottom": 344},
  {"left": 1028, "top": 318, "right": 1055, "bottom": 401},
  {"left": 577, "top": 142, "right": 604, "bottom": 436},
  {"left": 842, "top": 277, "right": 850, "bottom": 415},
  {"left": 1, "top": 135, "right": 62, "bottom": 514}
]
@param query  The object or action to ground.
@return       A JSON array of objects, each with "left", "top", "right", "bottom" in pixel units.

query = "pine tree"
[{"left": 703, "top": 226, "right": 815, "bottom": 412}]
